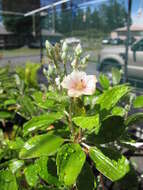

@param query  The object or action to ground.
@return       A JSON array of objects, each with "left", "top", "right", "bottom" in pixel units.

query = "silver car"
[{"left": 98, "top": 38, "right": 143, "bottom": 80}]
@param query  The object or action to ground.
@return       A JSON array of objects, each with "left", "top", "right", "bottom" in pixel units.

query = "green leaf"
[
  {"left": 89, "top": 147, "right": 130, "bottom": 181},
  {"left": 32, "top": 91, "right": 55, "bottom": 109},
  {"left": 133, "top": 95, "right": 143, "bottom": 108},
  {"left": 117, "top": 165, "right": 139, "bottom": 190},
  {"left": 9, "top": 159, "right": 24, "bottom": 174},
  {"left": 35, "top": 157, "right": 59, "bottom": 185},
  {"left": 24, "top": 164, "right": 39, "bottom": 187},
  {"left": 56, "top": 143, "right": 86, "bottom": 186},
  {"left": 19, "top": 134, "right": 64, "bottom": 159},
  {"left": 96, "top": 85, "right": 129, "bottom": 110},
  {"left": 4, "top": 99, "right": 17, "bottom": 107},
  {"left": 17, "top": 95, "right": 36, "bottom": 119},
  {"left": 99, "top": 74, "right": 110, "bottom": 90},
  {"left": 72, "top": 114, "right": 100, "bottom": 132},
  {"left": 94, "top": 116, "right": 124, "bottom": 144},
  {"left": 112, "top": 68, "right": 121, "bottom": 85},
  {"left": 0, "top": 169, "right": 18, "bottom": 190},
  {"left": 77, "top": 162, "right": 95, "bottom": 190},
  {"left": 7, "top": 137, "right": 24, "bottom": 150},
  {"left": 111, "top": 107, "right": 125, "bottom": 117},
  {"left": 23, "top": 112, "right": 63, "bottom": 136},
  {"left": 0, "top": 111, "right": 13, "bottom": 119},
  {"left": 125, "top": 113, "right": 143, "bottom": 126}
]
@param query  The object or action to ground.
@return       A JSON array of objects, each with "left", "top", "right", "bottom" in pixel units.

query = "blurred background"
[{"left": 0, "top": 0, "right": 143, "bottom": 87}]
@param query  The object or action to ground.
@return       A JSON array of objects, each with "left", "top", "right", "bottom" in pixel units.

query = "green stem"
[
  {"left": 69, "top": 99, "right": 74, "bottom": 138},
  {"left": 63, "top": 62, "right": 67, "bottom": 75}
]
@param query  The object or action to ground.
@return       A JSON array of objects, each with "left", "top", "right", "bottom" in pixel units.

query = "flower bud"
[
  {"left": 45, "top": 40, "right": 52, "bottom": 50},
  {"left": 75, "top": 43, "right": 82, "bottom": 56},
  {"left": 71, "top": 59, "right": 77, "bottom": 69},
  {"left": 81, "top": 54, "right": 90, "bottom": 65},
  {"left": 55, "top": 77, "right": 61, "bottom": 90},
  {"left": 62, "top": 41, "right": 68, "bottom": 52},
  {"left": 47, "top": 65, "right": 54, "bottom": 76},
  {"left": 61, "top": 52, "right": 67, "bottom": 61}
]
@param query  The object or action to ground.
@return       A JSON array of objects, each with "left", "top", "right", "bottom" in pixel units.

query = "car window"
[{"left": 135, "top": 40, "right": 143, "bottom": 51}]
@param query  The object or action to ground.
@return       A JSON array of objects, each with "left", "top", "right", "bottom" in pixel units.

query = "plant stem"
[
  {"left": 81, "top": 142, "right": 90, "bottom": 149},
  {"left": 69, "top": 99, "right": 74, "bottom": 137},
  {"left": 99, "top": 173, "right": 105, "bottom": 190},
  {"left": 63, "top": 62, "right": 67, "bottom": 75}
]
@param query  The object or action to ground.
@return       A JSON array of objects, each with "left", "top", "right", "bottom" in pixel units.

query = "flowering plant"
[{"left": 0, "top": 41, "right": 142, "bottom": 190}]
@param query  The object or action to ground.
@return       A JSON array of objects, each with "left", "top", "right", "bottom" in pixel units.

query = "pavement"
[{"left": 0, "top": 54, "right": 99, "bottom": 75}]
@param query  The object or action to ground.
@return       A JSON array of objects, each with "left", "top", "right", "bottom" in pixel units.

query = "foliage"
[{"left": 0, "top": 40, "right": 141, "bottom": 190}]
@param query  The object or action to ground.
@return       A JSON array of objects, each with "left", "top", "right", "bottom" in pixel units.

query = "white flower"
[{"left": 61, "top": 70, "right": 97, "bottom": 97}]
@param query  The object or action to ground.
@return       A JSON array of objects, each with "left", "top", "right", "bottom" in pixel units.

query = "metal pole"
[
  {"left": 124, "top": 0, "right": 132, "bottom": 82},
  {"left": 40, "top": 14, "right": 43, "bottom": 62},
  {"left": 52, "top": 5, "right": 55, "bottom": 32}
]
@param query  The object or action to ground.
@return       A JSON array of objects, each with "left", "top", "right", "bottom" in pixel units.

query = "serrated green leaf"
[
  {"left": 17, "top": 95, "right": 36, "bottom": 119},
  {"left": 19, "top": 134, "right": 64, "bottom": 159},
  {"left": 125, "top": 113, "right": 143, "bottom": 126},
  {"left": 96, "top": 85, "right": 130, "bottom": 110},
  {"left": 0, "top": 111, "right": 13, "bottom": 119},
  {"left": 94, "top": 116, "right": 124, "bottom": 144},
  {"left": 56, "top": 143, "right": 86, "bottom": 186},
  {"left": 99, "top": 74, "right": 110, "bottom": 90},
  {"left": 133, "top": 95, "right": 143, "bottom": 108},
  {"left": 112, "top": 68, "right": 121, "bottom": 85},
  {"left": 35, "top": 157, "right": 59, "bottom": 185},
  {"left": 23, "top": 112, "right": 63, "bottom": 136},
  {"left": 32, "top": 91, "right": 55, "bottom": 109},
  {"left": 111, "top": 107, "right": 125, "bottom": 117},
  {"left": 89, "top": 147, "right": 130, "bottom": 181},
  {"left": 117, "top": 165, "right": 138, "bottom": 190},
  {"left": 0, "top": 169, "right": 18, "bottom": 190},
  {"left": 24, "top": 164, "right": 39, "bottom": 187},
  {"left": 72, "top": 114, "right": 100, "bottom": 132},
  {"left": 4, "top": 99, "right": 17, "bottom": 107},
  {"left": 7, "top": 137, "right": 24, "bottom": 150},
  {"left": 77, "top": 162, "right": 95, "bottom": 190},
  {"left": 9, "top": 159, "right": 24, "bottom": 174}
]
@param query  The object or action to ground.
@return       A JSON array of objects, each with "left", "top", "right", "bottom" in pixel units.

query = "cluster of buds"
[
  {"left": 71, "top": 43, "right": 90, "bottom": 70},
  {"left": 45, "top": 40, "right": 93, "bottom": 94}
]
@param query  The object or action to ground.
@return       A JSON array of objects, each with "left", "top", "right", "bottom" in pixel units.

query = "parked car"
[
  {"left": 61, "top": 37, "right": 81, "bottom": 45},
  {"left": 110, "top": 38, "right": 124, "bottom": 45},
  {"left": 98, "top": 38, "right": 143, "bottom": 80},
  {"left": 124, "top": 36, "right": 136, "bottom": 45},
  {"left": 102, "top": 38, "right": 111, "bottom": 45}
]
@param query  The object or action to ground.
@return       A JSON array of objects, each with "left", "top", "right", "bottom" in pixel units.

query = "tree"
[
  {"left": 99, "top": 0, "right": 128, "bottom": 32},
  {"left": 2, "top": 0, "right": 40, "bottom": 34}
]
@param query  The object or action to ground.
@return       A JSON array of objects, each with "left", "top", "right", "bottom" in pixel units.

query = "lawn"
[{"left": 0, "top": 47, "right": 40, "bottom": 58}]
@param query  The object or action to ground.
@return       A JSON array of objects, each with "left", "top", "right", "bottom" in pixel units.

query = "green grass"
[{"left": 0, "top": 47, "right": 40, "bottom": 58}]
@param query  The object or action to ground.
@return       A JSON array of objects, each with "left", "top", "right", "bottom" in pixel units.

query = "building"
[
  {"left": 111, "top": 25, "right": 143, "bottom": 40},
  {"left": 0, "top": 23, "right": 23, "bottom": 48},
  {"left": 2, "top": 0, "right": 40, "bottom": 13}
]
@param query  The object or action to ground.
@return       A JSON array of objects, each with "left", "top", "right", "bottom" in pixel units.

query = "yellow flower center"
[{"left": 75, "top": 79, "right": 86, "bottom": 90}]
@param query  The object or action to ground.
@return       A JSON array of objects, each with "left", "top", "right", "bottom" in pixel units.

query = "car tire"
[{"left": 100, "top": 60, "right": 121, "bottom": 80}]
